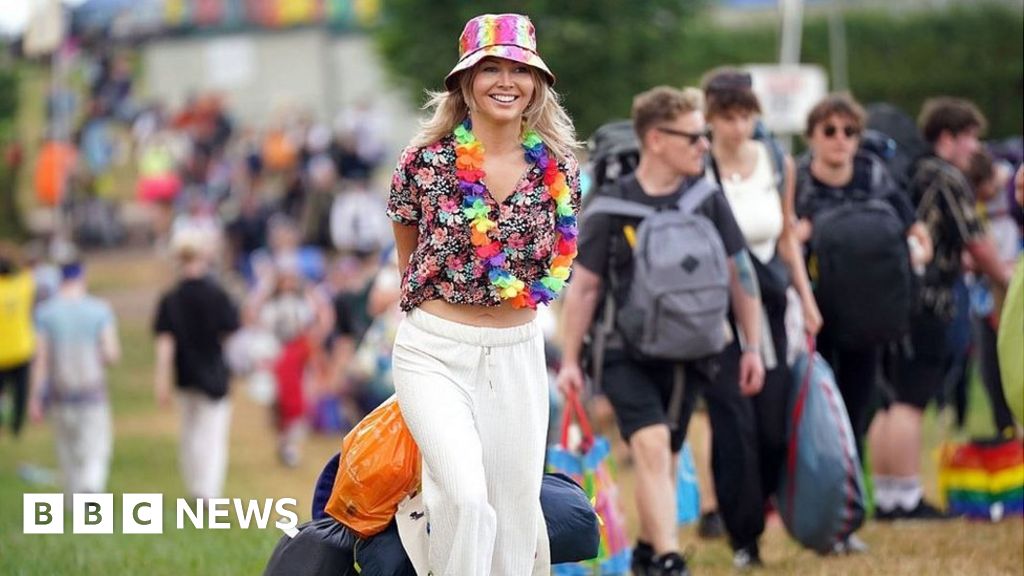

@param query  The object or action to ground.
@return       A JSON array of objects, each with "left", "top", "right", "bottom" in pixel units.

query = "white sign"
[
  {"left": 205, "top": 37, "right": 255, "bottom": 89},
  {"left": 22, "top": 0, "right": 65, "bottom": 57},
  {"left": 745, "top": 64, "right": 828, "bottom": 135}
]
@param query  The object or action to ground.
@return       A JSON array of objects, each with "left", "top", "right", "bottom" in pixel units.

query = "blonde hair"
[
  {"left": 412, "top": 66, "right": 579, "bottom": 162},
  {"left": 171, "top": 227, "right": 209, "bottom": 263}
]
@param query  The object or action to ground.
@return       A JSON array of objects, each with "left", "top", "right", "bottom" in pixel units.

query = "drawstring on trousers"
[{"left": 484, "top": 346, "right": 494, "bottom": 390}]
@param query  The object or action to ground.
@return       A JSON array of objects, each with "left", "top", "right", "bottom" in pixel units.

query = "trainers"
[
  {"left": 733, "top": 543, "right": 764, "bottom": 570},
  {"left": 873, "top": 505, "right": 904, "bottom": 521},
  {"left": 650, "top": 552, "right": 691, "bottom": 576},
  {"left": 697, "top": 510, "right": 726, "bottom": 539},
  {"left": 903, "top": 500, "right": 953, "bottom": 520},
  {"left": 876, "top": 500, "right": 952, "bottom": 521},
  {"left": 631, "top": 540, "right": 655, "bottom": 576},
  {"left": 278, "top": 445, "right": 300, "bottom": 468},
  {"left": 831, "top": 533, "right": 869, "bottom": 555}
]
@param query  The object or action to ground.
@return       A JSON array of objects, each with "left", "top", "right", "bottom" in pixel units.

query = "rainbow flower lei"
[{"left": 453, "top": 119, "right": 577, "bottom": 310}]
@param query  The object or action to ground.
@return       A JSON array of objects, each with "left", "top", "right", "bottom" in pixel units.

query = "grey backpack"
[{"left": 586, "top": 179, "right": 731, "bottom": 362}]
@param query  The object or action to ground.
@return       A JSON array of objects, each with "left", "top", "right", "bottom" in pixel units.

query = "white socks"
[{"left": 874, "top": 475, "right": 923, "bottom": 512}]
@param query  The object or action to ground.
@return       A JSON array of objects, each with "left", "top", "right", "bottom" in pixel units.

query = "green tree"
[
  {"left": 374, "top": 0, "right": 709, "bottom": 138},
  {"left": 676, "top": 4, "right": 1023, "bottom": 139},
  {"left": 376, "top": 3, "right": 1022, "bottom": 141}
]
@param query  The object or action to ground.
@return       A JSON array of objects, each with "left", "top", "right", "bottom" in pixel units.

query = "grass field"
[{"left": 0, "top": 248, "right": 1022, "bottom": 575}]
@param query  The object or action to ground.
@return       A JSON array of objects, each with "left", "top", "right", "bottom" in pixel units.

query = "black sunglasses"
[
  {"left": 656, "top": 126, "right": 710, "bottom": 145},
  {"left": 822, "top": 124, "right": 860, "bottom": 139}
]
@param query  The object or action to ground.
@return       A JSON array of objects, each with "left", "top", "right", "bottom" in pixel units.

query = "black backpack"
[
  {"left": 798, "top": 153, "right": 913, "bottom": 348},
  {"left": 584, "top": 120, "right": 640, "bottom": 207},
  {"left": 863, "top": 103, "right": 930, "bottom": 195}
]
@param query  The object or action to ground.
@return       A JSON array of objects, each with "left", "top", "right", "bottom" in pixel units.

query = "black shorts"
[
  {"left": 890, "top": 309, "right": 950, "bottom": 409},
  {"left": 601, "top": 349, "right": 714, "bottom": 453}
]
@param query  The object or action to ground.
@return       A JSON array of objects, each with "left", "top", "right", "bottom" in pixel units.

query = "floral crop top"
[{"left": 387, "top": 135, "right": 581, "bottom": 312}]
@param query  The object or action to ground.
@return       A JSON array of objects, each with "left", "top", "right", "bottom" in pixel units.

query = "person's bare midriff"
[{"left": 418, "top": 298, "right": 537, "bottom": 328}]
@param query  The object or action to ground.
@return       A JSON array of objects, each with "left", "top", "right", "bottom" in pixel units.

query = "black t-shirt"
[
  {"left": 227, "top": 208, "right": 270, "bottom": 257},
  {"left": 331, "top": 280, "right": 373, "bottom": 344},
  {"left": 154, "top": 277, "right": 240, "bottom": 399},
  {"left": 576, "top": 174, "right": 747, "bottom": 300},
  {"left": 795, "top": 154, "right": 916, "bottom": 231}
]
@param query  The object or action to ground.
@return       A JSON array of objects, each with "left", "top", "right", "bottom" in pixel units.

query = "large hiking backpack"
[
  {"left": 587, "top": 120, "right": 640, "bottom": 190},
  {"left": 863, "top": 103, "right": 929, "bottom": 193},
  {"left": 585, "top": 179, "right": 731, "bottom": 361},
  {"left": 583, "top": 120, "right": 640, "bottom": 211},
  {"left": 799, "top": 154, "right": 913, "bottom": 348}
]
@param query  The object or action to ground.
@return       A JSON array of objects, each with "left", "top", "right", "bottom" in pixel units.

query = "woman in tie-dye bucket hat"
[{"left": 385, "top": 12, "right": 580, "bottom": 576}]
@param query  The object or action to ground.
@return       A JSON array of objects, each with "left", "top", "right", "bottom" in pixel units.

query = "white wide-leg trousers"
[{"left": 392, "top": 308, "right": 551, "bottom": 576}]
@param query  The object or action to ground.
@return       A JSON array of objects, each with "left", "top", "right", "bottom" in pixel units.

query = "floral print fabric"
[{"left": 387, "top": 135, "right": 580, "bottom": 312}]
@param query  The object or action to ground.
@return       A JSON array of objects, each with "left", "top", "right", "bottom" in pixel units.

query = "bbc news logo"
[{"left": 23, "top": 494, "right": 299, "bottom": 536}]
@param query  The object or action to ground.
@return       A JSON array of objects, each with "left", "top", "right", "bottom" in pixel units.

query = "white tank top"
[{"left": 719, "top": 142, "right": 784, "bottom": 263}]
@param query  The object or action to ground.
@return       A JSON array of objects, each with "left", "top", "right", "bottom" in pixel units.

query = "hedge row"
[
  {"left": 375, "top": 2, "right": 1021, "bottom": 140},
  {"left": 679, "top": 3, "right": 1022, "bottom": 139}
]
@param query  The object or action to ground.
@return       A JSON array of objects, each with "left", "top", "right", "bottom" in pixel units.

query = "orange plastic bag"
[{"left": 325, "top": 396, "right": 420, "bottom": 538}]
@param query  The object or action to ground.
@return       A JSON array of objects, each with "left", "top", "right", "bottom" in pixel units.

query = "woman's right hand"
[{"left": 557, "top": 362, "right": 585, "bottom": 399}]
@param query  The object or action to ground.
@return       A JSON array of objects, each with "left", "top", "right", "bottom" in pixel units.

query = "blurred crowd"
[{"left": 6, "top": 47, "right": 409, "bottom": 493}]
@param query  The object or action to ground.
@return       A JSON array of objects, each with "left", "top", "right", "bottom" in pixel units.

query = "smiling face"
[{"left": 469, "top": 57, "right": 537, "bottom": 125}]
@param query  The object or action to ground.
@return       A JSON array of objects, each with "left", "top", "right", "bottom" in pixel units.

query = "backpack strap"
[
  {"left": 589, "top": 289, "right": 616, "bottom": 394},
  {"left": 862, "top": 151, "right": 899, "bottom": 198},
  {"left": 706, "top": 152, "right": 723, "bottom": 187},
  {"left": 796, "top": 154, "right": 846, "bottom": 209},
  {"left": 667, "top": 364, "right": 686, "bottom": 432},
  {"left": 753, "top": 120, "right": 787, "bottom": 193},
  {"left": 706, "top": 139, "right": 785, "bottom": 196},
  {"left": 582, "top": 182, "right": 641, "bottom": 393},
  {"left": 584, "top": 195, "right": 655, "bottom": 219},
  {"left": 677, "top": 178, "right": 719, "bottom": 215},
  {"left": 765, "top": 137, "right": 786, "bottom": 194}
]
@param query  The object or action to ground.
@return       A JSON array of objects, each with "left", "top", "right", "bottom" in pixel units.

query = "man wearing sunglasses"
[
  {"left": 794, "top": 94, "right": 933, "bottom": 476},
  {"left": 559, "top": 86, "right": 764, "bottom": 576}
]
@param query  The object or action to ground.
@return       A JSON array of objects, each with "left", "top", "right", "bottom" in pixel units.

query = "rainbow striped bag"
[
  {"left": 939, "top": 439, "right": 1024, "bottom": 521},
  {"left": 547, "top": 391, "right": 631, "bottom": 576}
]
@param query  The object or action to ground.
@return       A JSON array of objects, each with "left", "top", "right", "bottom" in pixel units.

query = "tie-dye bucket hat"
[{"left": 444, "top": 13, "right": 555, "bottom": 90}]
